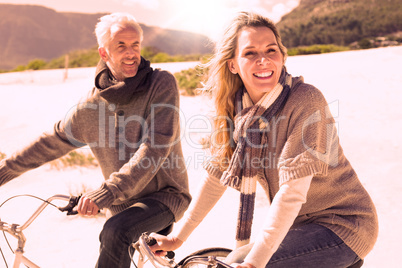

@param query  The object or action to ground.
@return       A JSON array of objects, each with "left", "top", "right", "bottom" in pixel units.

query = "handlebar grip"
[
  {"left": 146, "top": 236, "right": 175, "bottom": 259},
  {"left": 58, "top": 195, "right": 81, "bottom": 215},
  {"left": 146, "top": 237, "right": 157, "bottom": 246},
  {"left": 166, "top": 251, "right": 175, "bottom": 259}
]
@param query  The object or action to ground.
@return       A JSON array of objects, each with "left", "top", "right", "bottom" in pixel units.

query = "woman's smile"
[{"left": 253, "top": 71, "right": 273, "bottom": 78}]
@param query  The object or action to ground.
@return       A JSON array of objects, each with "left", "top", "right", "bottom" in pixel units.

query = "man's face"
[{"left": 99, "top": 27, "right": 142, "bottom": 81}]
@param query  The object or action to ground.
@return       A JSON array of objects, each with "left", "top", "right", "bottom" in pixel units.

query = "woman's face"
[{"left": 228, "top": 26, "right": 284, "bottom": 103}]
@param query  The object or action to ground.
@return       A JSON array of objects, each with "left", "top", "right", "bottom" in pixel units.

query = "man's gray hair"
[{"left": 95, "top": 12, "right": 143, "bottom": 49}]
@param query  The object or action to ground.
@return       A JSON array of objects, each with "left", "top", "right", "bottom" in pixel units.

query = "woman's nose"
[{"left": 257, "top": 54, "right": 269, "bottom": 65}]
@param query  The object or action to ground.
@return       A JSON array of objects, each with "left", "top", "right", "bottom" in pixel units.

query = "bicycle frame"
[
  {"left": 12, "top": 250, "right": 40, "bottom": 268},
  {"left": 0, "top": 194, "right": 73, "bottom": 268}
]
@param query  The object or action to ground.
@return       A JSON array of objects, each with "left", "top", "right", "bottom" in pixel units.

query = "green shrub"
[
  {"left": 142, "top": 46, "right": 207, "bottom": 63},
  {"left": 4, "top": 45, "right": 207, "bottom": 73},
  {"left": 287, "top": 44, "right": 350, "bottom": 56},
  {"left": 174, "top": 65, "right": 208, "bottom": 96},
  {"left": 0, "top": 151, "right": 6, "bottom": 161},
  {"left": 26, "top": 59, "right": 47, "bottom": 70},
  {"left": 141, "top": 46, "right": 160, "bottom": 60},
  {"left": 69, "top": 48, "right": 100, "bottom": 68},
  {"left": 46, "top": 47, "right": 100, "bottom": 69},
  {"left": 49, "top": 151, "right": 98, "bottom": 169},
  {"left": 12, "top": 65, "right": 27, "bottom": 72},
  {"left": 358, "top": 38, "right": 373, "bottom": 49},
  {"left": 152, "top": 52, "right": 173, "bottom": 63}
]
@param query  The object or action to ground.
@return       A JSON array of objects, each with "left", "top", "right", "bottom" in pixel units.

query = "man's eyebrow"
[{"left": 117, "top": 41, "right": 140, "bottom": 44}]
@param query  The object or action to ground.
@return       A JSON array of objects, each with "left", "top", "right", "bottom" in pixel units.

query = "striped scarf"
[{"left": 221, "top": 69, "right": 292, "bottom": 247}]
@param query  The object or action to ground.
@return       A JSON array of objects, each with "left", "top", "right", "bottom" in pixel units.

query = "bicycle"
[
  {"left": 0, "top": 194, "right": 364, "bottom": 268},
  {"left": 130, "top": 232, "right": 365, "bottom": 268},
  {"left": 0, "top": 194, "right": 81, "bottom": 268},
  {"left": 0, "top": 193, "right": 232, "bottom": 268}
]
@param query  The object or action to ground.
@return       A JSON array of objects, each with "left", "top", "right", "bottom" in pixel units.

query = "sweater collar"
[{"left": 94, "top": 56, "right": 153, "bottom": 105}]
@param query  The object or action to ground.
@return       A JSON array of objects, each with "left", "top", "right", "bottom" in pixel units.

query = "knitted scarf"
[
  {"left": 94, "top": 56, "right": 154, "bottom": 105},
  {"left": 221, "top": 68, "right": 292, "bottom": 247}
]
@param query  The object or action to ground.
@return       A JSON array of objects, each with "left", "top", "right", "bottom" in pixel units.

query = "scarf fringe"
[
  {"left": 220, "top": 138, "right": 245, "bottom": 189},
  {"left": 221, "top": 171, "right": 241, "bottom": 189}
]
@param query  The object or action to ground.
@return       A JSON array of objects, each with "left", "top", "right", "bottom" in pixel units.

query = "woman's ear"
[
  {"left": 98, "top": 47, "right": 108, "bottom": 61},
  {"left": 227, "top": 60, "right": 237, "bottom": 74}
]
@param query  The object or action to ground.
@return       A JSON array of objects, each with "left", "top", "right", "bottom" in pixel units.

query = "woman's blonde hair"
[{"left": 203, "top": 11, "right": 287, "bottom": 166}]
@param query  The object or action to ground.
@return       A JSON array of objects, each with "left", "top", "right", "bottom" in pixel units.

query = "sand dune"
[{"left": 0, "top": 47, "right": 401, "bottom": 267}]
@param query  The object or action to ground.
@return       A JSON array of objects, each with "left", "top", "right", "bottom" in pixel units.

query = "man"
[{"left": 0, "top": 13, "right": 191, "bottom": 267}]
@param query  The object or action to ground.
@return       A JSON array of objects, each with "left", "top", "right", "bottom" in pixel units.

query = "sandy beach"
[{"left": 0, "top": 46, "right": 401, "bottom": 267}]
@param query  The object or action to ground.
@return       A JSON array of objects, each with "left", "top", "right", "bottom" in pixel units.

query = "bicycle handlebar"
[
  {"left": 0, "top": 194, "right": 81, "bottom": 232},
  {"left": 0, "top": 193, "right": 81, "bottom": 262},
  {"left": 133, "top": 232, "right": 176, "bottom": 268},
  {"left": 21, "top": 194, "right": 81, "bottom": 230}
]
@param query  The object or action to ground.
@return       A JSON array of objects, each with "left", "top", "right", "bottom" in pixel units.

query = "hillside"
[
  {"left": 0, "top": 4, "right": 212, "bottom": 70},
  {"left": 277, "top": 0, "right": 402, "bottom": 47}
]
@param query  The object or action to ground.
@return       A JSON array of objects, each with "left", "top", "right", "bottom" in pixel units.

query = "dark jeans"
[
  {"left": 95, "top": 199, "right": 175, "bottom": 268},
  {"left": 225, "top": 224, "right": 361, "bottom": 268}
]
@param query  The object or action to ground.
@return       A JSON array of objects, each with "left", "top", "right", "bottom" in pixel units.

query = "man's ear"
[
  {"left": 98, "top": 47, "right": 108, "bottom": 61},
  {"left": 227, "top": 60, "right": 237, "bottom": 74}
]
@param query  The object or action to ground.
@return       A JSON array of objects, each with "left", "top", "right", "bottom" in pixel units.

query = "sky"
[{"left": 1, "top": 0, "right": 300, "bottom": 40}]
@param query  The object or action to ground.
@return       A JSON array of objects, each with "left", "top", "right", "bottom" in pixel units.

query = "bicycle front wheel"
[{"left": 178, "top": 247, "right": 232, "bottom": 268}]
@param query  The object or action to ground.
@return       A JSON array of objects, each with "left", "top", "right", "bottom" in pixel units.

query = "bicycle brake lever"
[
  {"left": 146, "top": 235, "right": 175, "bottom": 259},
  {"left": 58, "top": 195, "right": 82, "bottom": 215}
]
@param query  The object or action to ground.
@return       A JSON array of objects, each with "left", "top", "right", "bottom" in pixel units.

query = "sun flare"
[{"left": 167, "top": 0, "right": 235, "bottom": 40}]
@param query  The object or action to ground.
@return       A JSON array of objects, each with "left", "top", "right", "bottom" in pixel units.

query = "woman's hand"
[
  {"left": 232, "top": 262, "right": 256, "bottom": 268},
  {"left": 148, "top": 233, "right": 184, "bottom": 256}
]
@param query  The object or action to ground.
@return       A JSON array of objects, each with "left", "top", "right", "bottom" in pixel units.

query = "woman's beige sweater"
[{"left": 175, "top": 76, "right": 378, "bottom": 265}]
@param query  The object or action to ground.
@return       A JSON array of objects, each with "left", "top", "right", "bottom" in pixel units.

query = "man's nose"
[{"left": 125, "top": 47, "right": 136, "bottom": 57}]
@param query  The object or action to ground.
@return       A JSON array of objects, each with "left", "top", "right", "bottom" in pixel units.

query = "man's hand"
[{"left": 77, "top": 195, "right": 99, "bottom": 216}]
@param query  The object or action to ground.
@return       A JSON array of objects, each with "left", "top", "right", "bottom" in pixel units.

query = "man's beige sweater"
[{"left": 0, "top": 60, "right": 191, "bottom": 221}]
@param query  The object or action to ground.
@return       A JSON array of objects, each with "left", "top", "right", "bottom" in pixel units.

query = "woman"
[{"left": 150, "top": 12, "right": 378, "bottom": 268}]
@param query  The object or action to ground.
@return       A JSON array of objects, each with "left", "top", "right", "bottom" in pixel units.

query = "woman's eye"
[{"left": 244, "top": 51, "right": 255, "bottom": 56}]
